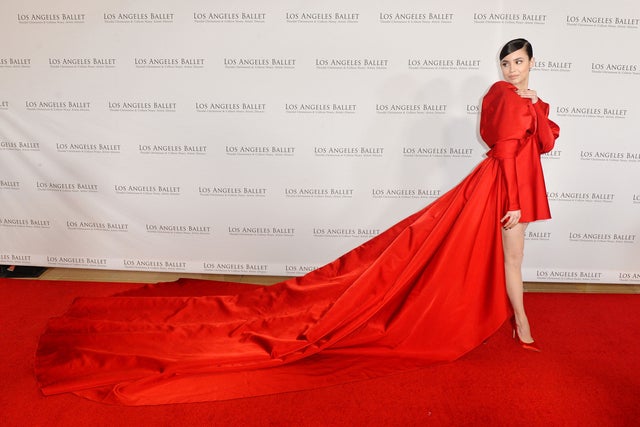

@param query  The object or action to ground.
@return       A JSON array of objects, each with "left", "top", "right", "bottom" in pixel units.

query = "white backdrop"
[{"left": 1, "top": 0, "right": 639, "bottom": 284}]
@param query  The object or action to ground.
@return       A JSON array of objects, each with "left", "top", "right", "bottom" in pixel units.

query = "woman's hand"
[
  {"left": 516, "top": 88, "right": 538, "bottom": 104},
  {"left": 501, "top": 210, "right": 521, "bottom": 230}
]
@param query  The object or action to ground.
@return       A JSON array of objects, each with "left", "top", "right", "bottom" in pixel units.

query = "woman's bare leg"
[{"left": 502, "top": 222, "right": 534, "bottom": 343}]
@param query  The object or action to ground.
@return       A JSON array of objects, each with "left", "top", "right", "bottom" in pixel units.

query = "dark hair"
[{"left": 499, "top": 38, "right": 533, "bottom": 60}]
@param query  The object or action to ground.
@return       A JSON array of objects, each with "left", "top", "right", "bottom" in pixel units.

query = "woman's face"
[{"left": 500, "top": 47, "right": 533, "bottom": 89}]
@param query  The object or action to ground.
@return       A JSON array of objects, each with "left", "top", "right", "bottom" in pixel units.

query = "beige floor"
[
  {"left": 38, "top": 268, "right": 285, "bottom": 285},
  {"left": 34, "top": 268, "right": 640, "bottom": 294}
]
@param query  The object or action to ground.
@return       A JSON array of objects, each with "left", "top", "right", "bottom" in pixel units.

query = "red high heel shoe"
[{"left": 510, "top": 316, "right": 541, "bottom": 352}]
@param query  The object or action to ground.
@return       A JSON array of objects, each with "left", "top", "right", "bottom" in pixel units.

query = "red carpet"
[{"left": 1, "top": 278, "right": 638, "bottom": 426}]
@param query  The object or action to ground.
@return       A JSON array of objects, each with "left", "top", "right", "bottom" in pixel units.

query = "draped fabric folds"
[{"left": 35, "top": 81, "right": 558, "bottom": 405}]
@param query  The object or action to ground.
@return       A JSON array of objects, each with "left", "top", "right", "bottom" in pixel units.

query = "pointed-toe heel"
[{"left": 510, "top": 316, "right": 541, "bottom": 352}]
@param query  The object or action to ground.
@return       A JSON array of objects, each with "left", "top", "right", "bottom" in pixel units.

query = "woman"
[
  {"left": 35, "top": 39, "right": 559, "bottom": 405},
  {"left": 482, "top": 38, "right": 559, "bottom": 350}
]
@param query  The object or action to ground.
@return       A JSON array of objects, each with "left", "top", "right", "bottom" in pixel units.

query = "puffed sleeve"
[
  {"left": 533, "top": 99, "right": 560, "bottom": 153},
  {"left": 480, "top": 81, "right": 531, "bottom": 211}
]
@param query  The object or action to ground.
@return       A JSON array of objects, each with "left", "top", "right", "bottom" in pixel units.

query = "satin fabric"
[
  {"left": 482, "top": 81, "right": 560, "bottom": 222},
  {"left": 35, "top": 81, "right": 559, "bottom": 405}
]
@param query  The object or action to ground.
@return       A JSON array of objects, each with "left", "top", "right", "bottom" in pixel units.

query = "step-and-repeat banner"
[{"left": 1, "top": 0, "right": 638, "bottom": 284}]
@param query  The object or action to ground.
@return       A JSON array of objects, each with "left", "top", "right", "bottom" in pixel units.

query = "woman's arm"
[
  {"left": 533, "top": 100, "right": 560, "bottom": 153},
  {"left": 490, "top": 140, "right": 520, "bottom": 211},
  {"left": 480, "top": 82, "right": 529, "bottom": 212}
]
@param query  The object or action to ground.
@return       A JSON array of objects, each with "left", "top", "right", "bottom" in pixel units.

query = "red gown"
[{"left": 35, "top": 81, "right": 559, "bottom": 405}]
